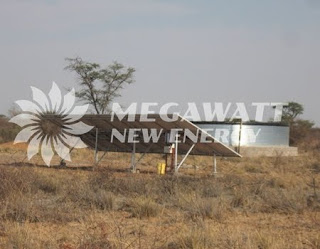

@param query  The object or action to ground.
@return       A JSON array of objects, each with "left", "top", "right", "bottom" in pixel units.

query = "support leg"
[
  {"left": 60, "top": 138, "right": 79, "bottom": 167},
  {"left": 95, "top": 151, "right": 108, "bottom": 166},
  {"left": 213, "top": 153, "right": 217, "bottom": 174},
  {"left": 94, "top": 128, "right": 99, "bottom": 163},
  {"left": 176, "top": 144, "right": 195, "bottom": 172},
  {"left": 131, "top": 142, "right": 136, "bottom": 172},
  {"left": 174, "top": 133, "right": 178, "bottom": 173}
]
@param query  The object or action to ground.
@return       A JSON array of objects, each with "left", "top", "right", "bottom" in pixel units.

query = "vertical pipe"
[
  {"left": 131, "top": 142, "right": 136, "bottom": 172},
  {"left": 213, "top": 153, "right": 217, "bottom": 174},
  {"left": 171, "top": 147, "right": 175, "bottom": 172},
  {"left": 165, "top": 153, "right": 168, "bottom": 172},
  {"left": 94, "top": 128, "right": 99, "bottom": 163},
  {"left": 174, "top": 133, "right": 178, "bottom": 173},
  {"left": 238, "top": 120, "right": 242, "bottom": 153}
]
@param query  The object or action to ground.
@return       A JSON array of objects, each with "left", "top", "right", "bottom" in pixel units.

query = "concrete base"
[{"left": 238, "top": 146, "right": 298, "bottom": 157}]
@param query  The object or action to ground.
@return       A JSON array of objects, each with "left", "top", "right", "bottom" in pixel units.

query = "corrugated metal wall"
[{"left": 195, "top": 123, "right": 290, "bottom": 147}]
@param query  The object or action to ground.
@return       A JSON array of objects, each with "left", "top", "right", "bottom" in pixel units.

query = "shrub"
[{"left": 124, "top": 196, "right": 161, "bottom": 219}]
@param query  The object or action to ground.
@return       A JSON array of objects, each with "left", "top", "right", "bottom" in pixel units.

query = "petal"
[
  {"left": 9, "top": 113, "right": 39, "bottom": 127},
  {"left": 49, "top": 82, "right": 62, "bottom": 113},
  {"left": 13, "top": 126, "right": 37, "bottom": 144},
  {"left": 60, "top": 88, "right": 75, "bottom": 114},
  {"left": 27, "top": 134, "right": 42, "bottom": 160},
  {"left": 15, "top": 100, "right": 41, "bottom": 114},
  {"left": 64, "top": 104, "right": 89, "bottom": 123},
  {"left": 61, "top": 133, "right": 87, "bottom": 149},
  {"left": 53, "top": 137, "right": 71, "bottom": 161},
  {"left": 41, "top": 136, "right": 54, "bottom": 167},
  {"left": 63, "top": 122, "right": 93, "bottom": 135},
  {"left": 31, "top": 86, "right": 50, "bottom": 112}
]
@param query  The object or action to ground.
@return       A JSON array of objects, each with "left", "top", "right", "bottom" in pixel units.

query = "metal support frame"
[
  {"left": 213, "top": 153, "right": 217, "bottom": 174},
  {"left": 238, "top": 119, "right": 243, "bottom": 153},
  {"left": 60, "top": 137, "right": 81, "bottom": 167},
  {"left": 175, "top": 144, "right": 195, "bottom": 172},
  {"left": 95, "top": 151, "right": 108, "bottom": 166},
  {"left": 174, "top": 133, "right": 178, "bottom": 172},
  {"left": 94, "top": 128, "right": 99, "bottom": 163},
  {"left": 130, "top": 142, "right": 136, "bottom": 172},
  {"left": 134, "top": 143, "right": 154, "bottom": 168}
]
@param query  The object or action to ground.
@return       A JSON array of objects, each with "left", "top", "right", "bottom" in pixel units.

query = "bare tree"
[{"left": 65, "top": 57, "right": 135, "bottom": 114}]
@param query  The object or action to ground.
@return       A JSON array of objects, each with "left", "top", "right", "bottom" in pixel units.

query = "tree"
[
  {"left": 278, "top": 102, "right": 315, "bottom": 145},
  {"left": 281, "top": 102, "right": 304, "bottom": 124},
  {"left": 290, "top": 119, "right": 315, "bottom": 145},
  {"left": 65, "top": 57, "right": 135, "bottom": 114}
]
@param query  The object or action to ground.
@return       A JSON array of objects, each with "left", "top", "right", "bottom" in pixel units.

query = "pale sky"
[{"left": 1, "top": 0, "right": 319, "bottom": 125}]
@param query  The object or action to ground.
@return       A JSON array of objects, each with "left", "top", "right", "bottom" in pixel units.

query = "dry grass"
[{"left": 0, "top": 143, "right": 319, "bottom": 248}]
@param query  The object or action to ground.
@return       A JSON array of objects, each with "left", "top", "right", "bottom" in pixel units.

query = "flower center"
[{"left": 39, "top": 114, "right": 64, "bottom": 138}]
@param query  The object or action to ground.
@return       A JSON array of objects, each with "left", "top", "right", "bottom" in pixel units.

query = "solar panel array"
[{"left": 79, "top": 114, "right": 241, "bottom": 157}]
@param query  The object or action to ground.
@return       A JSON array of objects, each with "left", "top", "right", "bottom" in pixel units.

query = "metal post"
[
  {"left": 131, "top": 142, "right": 136, "bottom": 172},
  {"left": 174, "top": 133, "right": 178, "bottom": 173},
  {"left": 213, "top": 153, "right": 217, "bottom": 174},
  {"left": 171, "top": 147, "right": 175, "bottom": 172},
  {"left": 238, "top": 119, "right": 242, "bottom": 153},
  {"left": 176, "top": 144, "right": 195, "bottom": 171},
  {"left": 95, "top": 151, "right": 108, "bottom": 166},
  {"left": 94, "top": 128, "right": 99, "bottom": 163}
]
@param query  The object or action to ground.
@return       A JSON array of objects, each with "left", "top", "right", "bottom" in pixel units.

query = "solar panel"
[{"left": 79, "top": 114, "right": 241, "bottom": 157}]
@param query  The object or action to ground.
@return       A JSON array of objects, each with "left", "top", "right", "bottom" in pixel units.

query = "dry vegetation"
[
  {"left": 0, "top": 116, "right": 20, "bottom": 144},
  {"left": 0, "top": 140, "right": 319, "bottom": 249}
]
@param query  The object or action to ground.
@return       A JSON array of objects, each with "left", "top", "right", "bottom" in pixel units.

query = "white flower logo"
[{"left": 9, "top": 82, "right": 94, "bottom": 166}]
